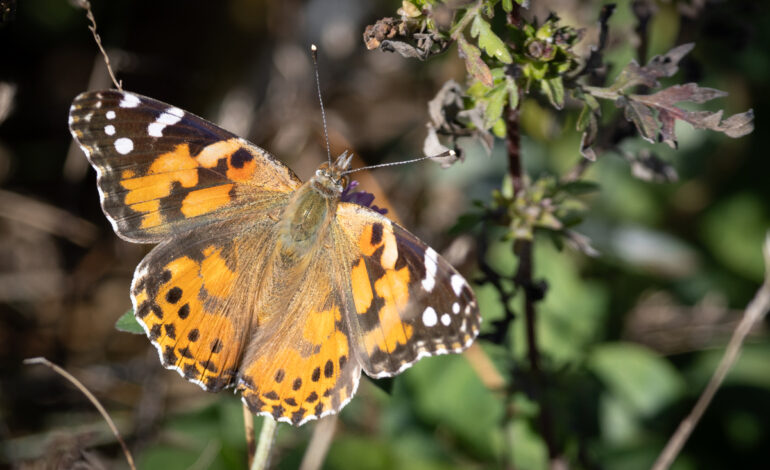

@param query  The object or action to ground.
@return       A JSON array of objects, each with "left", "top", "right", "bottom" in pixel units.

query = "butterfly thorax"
[{"left": 277, "top": 153, "right": 351, "bottom": 259}]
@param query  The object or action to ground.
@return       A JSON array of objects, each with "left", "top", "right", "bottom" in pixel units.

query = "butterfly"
[{"left": 68, "top": 89, "right": 480, "bottom": 425}]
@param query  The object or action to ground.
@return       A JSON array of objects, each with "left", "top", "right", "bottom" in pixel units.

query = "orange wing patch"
[{"left": 238, "top": 300, "right": 360, "bottom": 426}]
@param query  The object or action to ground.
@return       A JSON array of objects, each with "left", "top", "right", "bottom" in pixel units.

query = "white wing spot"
[
  {"left": 452, "top": 302, "right": 460, "bottom": 314},
  {"left": 104, "top": 124, "right": 115, "bottom": 136},
  {"left": 421, "top": 247, "right": 438, "bottom": 292},
  {"left": 451, "top": 274, "right": 465, "bottom": 297},
  {"left": 114, "top": 137, "right": 134, "bottom": 155},
  {"left": 441, "top": 313, "right": 451, "bottom": 326},
  {"left": 422, "top": 307, "right": 438, "bottom": 327},
  {"left": 148, "top": 107, "right": 185, "bottom": 137},
  {"left": 119, "top": 93, "right": 141, "bottom": 108},
  {"left": 106, "top": 110, "right": 116, "bottom": 120}
]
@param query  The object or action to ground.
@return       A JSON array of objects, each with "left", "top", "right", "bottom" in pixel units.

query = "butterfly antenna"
[
  {"left": 311, "top": 44, "right": 332, "bottom": 166},
  {"left": 341, "top": 150, "right": 456, "bottom": 176}
]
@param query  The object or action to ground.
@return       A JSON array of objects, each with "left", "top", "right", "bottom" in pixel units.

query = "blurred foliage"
[{"left": 1, "top": 0, "right": 770, "bottom": 469}]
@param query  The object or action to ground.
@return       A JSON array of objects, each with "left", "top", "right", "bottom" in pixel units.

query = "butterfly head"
[{"left": 311, "top": 151, "right": 353, "bottom": 196}]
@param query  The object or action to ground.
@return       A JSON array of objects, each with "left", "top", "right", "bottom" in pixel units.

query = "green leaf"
[
  {"left": 457, "top": 35, "right": 493, "bottom": 87},
  {"left": 471, "top": 16, "right": 513, "bottom": 64},
  {"left": 492, "top": 117, "right": 506, "bottom": 138},
  {"left": 484, "top": 84, "right": 508, "bottom": 129},
  {"left": 115, "top": 309, "right": 144, "bottom": 334},
  {"left": 561, "top": 180, "right": 600, "bottom": 195},
  {"left": 502, "top": 0, "right": 513, "bottom": 12},
  {"left": 589, "top": 342, "right": 685, "bottom": 417},
  {"left": 541, "top": 76, "right": 564, "bottom": 109}
]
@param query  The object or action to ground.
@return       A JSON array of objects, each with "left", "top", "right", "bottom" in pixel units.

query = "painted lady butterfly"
[{"left": 68, "top": 90, "right": 480, "bottom": 425}]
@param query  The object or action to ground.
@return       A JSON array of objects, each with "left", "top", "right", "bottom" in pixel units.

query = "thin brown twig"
[
  {"left": 23, "top": 357, "right": 137, "bottom": 470},
  {"left": 651, "top": 235, "right": 770, "bottom": 470},
  {"left": 244, "top": 403, "right": 256, "bottom": 468},
  {"left": 75, "top": 0, "right": 122, "bottom": 90}
]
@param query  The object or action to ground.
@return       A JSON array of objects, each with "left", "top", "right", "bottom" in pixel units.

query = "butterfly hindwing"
[
  {"left": 335, "top": 202, "right": 480, "bottom": 378},
  {"left": 68, "top": 90, "right": 301, "bottom": 242}
]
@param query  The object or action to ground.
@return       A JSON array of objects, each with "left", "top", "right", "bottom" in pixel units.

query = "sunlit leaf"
[{"left": 471, "top": 15, "right": 513, "bottom": 64}]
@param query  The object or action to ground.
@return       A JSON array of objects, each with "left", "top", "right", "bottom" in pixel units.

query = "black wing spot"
[
  {"left": 210, "top": 338, "right": 223, "bottom": 353},
  {"left": 274, "top": 369, "right": 285, "bottom": 383},
  {"left": 230, "top": 148, "right": 253, "bottom": 168},
  {"left": 149, "top": 323, "right": 162, "bottom": 340},
  {"left": 324, "top": 359, "right": 334, "bottom": 378},
  {"left": 306, "top": 391, "right": 318, "bottom": 403},
  {"left": 311, "top": 367, "right": 321, "bottom": 382},
  {"left": 166, "top": 286, "right": 183, "bottom": 304},
  {"left": 188, "top": 329, "right": 199, "bottom": 342},
  {"left": 370, "top": 223, "right": 383, "bottom": 246},
  {"left": 178, "top": 304, "right": 190, "bottom": 319},
  {"left": 292, "top": 378, "right": 302, "bottom": 391},
  {"left": 164, "top": 323, "right": 176, "bottom": 339}
]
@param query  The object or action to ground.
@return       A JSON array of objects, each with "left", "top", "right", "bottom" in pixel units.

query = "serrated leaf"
[
  {"left": 471, "top": 16, "right": 513, "bottom": 64},
  {"left": 621, "top": 98, "right": 657, "bottom": 143},
  {"left": 115, "top": 310, "right": 144, "bottom": 334},
  {"left": 483, "top": 84, "right": 508, "bottom": 129},
  {"left": 541, "top": 76, "right": 564, "bottom": 109},
  {"left": 458, "top": 35, "right": 493, "bottom": 87},
  {"left": 608, "top": 43, "right": 695, "bottom": 93},
  {"left": 642, "top": 83, "right": 727, "bottom": 105}
]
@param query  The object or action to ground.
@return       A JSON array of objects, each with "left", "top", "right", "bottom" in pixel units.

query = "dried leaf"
[
  {"left": 622, "top": 98, "right": 658, "bottom": 144},
  {"left": 609, "top": 43, "right": 695, "bottom": 93},
  {"left": 458, "top": 35, "right": 493, "bottom": 87}
]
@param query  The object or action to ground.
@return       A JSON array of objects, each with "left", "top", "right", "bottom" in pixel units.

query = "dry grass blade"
[
  {"left": 299, "top": 415, "right": 338, "bottom": 470},
  {"left": 252, "top": 416, "right": 278, "bottom": 470},
  {"left": 74, "top": 0, "right": 122, "bottom": 90},
  {"left": 244, "top": 402, "right": 256, "bottom": 468},
  {"left": 652, "top": 233, "right": 770, "bottom": 470},
  {"left": 23, "top": 357, "right": 137, "bottom": 470}
]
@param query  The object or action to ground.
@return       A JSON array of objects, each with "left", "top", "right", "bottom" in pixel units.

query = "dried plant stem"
[
  {"left": 251, "top": 416, "right": 278, "bottom": 470},
  {"left": 75, "top": 0, "right": 122, "bottom": 90},
  {"left": 244, "top": 403, "right": 257, "bottom": 468},
  {"left": 652, "top": 235, "right": 770, "bottom": 470},
  {"left": 23, "top": 357, "right": 136, "bottom": 470},
  {"left": 299, "top": 416, "right": 338, "bottom": 470}
]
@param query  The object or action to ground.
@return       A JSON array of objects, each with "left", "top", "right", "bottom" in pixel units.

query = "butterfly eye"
[{"left": 339, "top": 175, "right": 349, "bottom": 188}]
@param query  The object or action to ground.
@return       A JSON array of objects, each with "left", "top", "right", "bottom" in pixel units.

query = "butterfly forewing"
[{"left": 68, "top": 90, "right": 301, "bottom": 242}]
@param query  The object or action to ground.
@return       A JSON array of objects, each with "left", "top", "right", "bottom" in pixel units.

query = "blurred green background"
[{"left": 0, "top": 1, "right": 768, "bottom": 469}]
